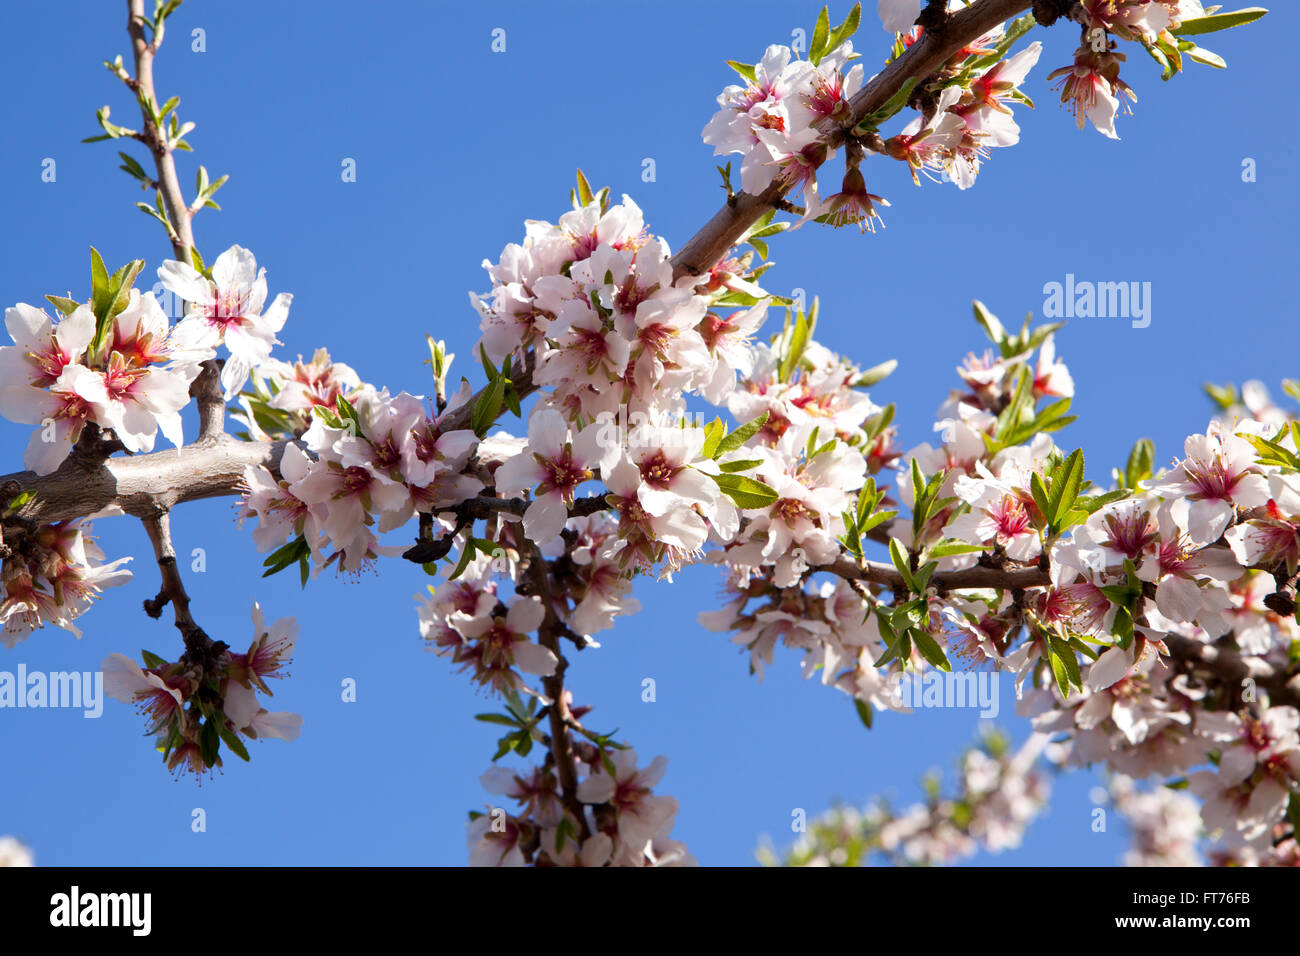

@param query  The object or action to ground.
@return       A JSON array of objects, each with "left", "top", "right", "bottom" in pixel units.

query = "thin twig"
[{"left": 126, "top": 0, "right": 193, "bottom": 263}]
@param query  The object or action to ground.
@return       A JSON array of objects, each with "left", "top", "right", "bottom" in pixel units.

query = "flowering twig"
[
  {"left": 125, "top": 0, "right": 193, "bottom": 263},
  {"left": 521, "top": 541, "right": 591, "bottom": 840},
  {"left": 671, "top": 0, "right": 1035, "bottom": 279}
]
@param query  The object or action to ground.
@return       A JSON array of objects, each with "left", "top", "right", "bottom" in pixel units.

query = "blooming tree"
[{"left": 0, "top": 0, "right": 1289, "bottom": 868}]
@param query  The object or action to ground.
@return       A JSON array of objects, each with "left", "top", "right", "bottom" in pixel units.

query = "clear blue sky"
[{"left": 0, "top": 1, "right": 1293, "bottom": 866}]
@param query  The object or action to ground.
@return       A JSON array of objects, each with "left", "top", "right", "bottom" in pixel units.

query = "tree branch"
[
  {"left": 6, "top": 1, "right": 1037, "bottom": 526},
  {"left": 126, "top": 0, "right": 193, "bottom": 264},
  {"left": 140, "top": 510, "right": 223, "bottom": 671},
  {"left": 521, "top": 541, "right": 591, "bottom": 840},
  {"left": 669, "top": 0, "right": 1036, "bottom": 280}
]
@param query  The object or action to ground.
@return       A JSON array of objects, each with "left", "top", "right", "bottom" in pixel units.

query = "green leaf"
[
  {"left": 1048, "top": 634, "right": 1082, "bottom": 694},
  {"left": 911, "top": 629, "right": 950, "bottom": 672},
  {"left": 854, "top": 697, "right": 873, "bottom": 730},
  {"left": 106, "top": 258, "right": 145, "bottom": 323},
  {"left": 854, "top": 76, "right": 917, "bottom": 131},
  {"left": 471, "top": 377, "right": 506, "bottom": 437},
  {"left": 699, "top": 417, "right": 726, "bottom": 459},
  {"left": 1123, "top": 437, "right": 1155, "bottom": 488},
  {"left": 1181, "top": 42, "right": 1226, "bottom": 68},
  {"left": 89, "top": 247, "right": 111, "bottom": 319},
  {"left": 44, "top": 295, "right": 82, "bottom": 316},
  {"left": 217, "top": 721, "right": 251, "bottom": 761},
  {"left": 888, "top": 538, "right": 916, "bottom": 593},
  {"left": 717, "top": 458, "right": 762, "bottom": 473},
  {"left": 778, "top": 301, "right": 816, "bottom": 382},
  {"left": 712, "top": 472, "right": 779, "bottom": 509},
  {"left": 1203, "top": 381, "right": 1238, "bottom": 410},
  {"left": 1047, "top": 643, "right": 1071, "bottom": 698},
  {"left": 826, "top": 3, "right": 862, "bottom": 57},
  {"left": 1172, "top": 7, "right": 1267, "bottom": 36},
  {"left": 575, "top": 168, "right": 595, "bottom": 208},
  {"left": 808, "top": 7, "right": 831, "bottom": 64},
  {"left": 475, "top": 713, "right": 519, "bottom": 727},
  {"left": 1029, "top": 472, "right": 1051, "bottom": 524},
  {"left": 262, "top": 536, "right": 309, "bottom": 577},
  {"left": 725, "top": 60, "right": 757, "bottom": 82},
  {"left": 857, "top": 509, "right": 897, "bottom": 535},
  {"left": 927, "top": 539, "right": 986, "bottom": 557},
  {"left": 200, "top": 717, "right": 221, "bottom": 767},
  {"left": 714, "top": 412, "right": 769, "bottom": 457},
  {"left": 117, "top": 151, "right": 150, "bottom": 183},
  {"left": 855, "top": 358, "right": 897, "bottom": 388},
  {"left": 972, "top": 300, "right": 1006, "bottom": 346},
  {"left": 1047, "top": 449, "right": 1084, "bottom": 528},
  {"left": 140, "top": 649, "right": 168, "bottom": 669}
]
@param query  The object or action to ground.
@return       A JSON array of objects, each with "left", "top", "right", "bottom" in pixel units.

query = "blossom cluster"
[
  {"left": 0, "top": 288, "right": 213, "bottom": 475},
  {"left": 762, "top": 732, "right": 1049, "bottom": 866},
  {"left": 469, "top": 745, "right": 692, "bottom": 867},
  {"left": 101, "top": 602, "right": 302, "bottom": 779},
  {"left": 0, "top": 520, "right": 131, "bottom": 647},
  {"left": 704, "top": 293, "right": 1300, "bottom": 866},
  {"left": 240, "top": 381, "right": 481, "bottom": 575}
]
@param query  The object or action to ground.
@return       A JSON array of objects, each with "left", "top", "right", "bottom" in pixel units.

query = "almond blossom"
[{"left": 157, "top": 244, "right": 292, "bottom": 398}]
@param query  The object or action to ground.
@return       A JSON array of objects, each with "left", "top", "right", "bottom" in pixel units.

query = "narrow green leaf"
[
  {"left": 1172, "top": 7, "right": 1267, "bottom": 36},
  {"left": 712, "top": 472, "right": 779, "bottom": 509}
]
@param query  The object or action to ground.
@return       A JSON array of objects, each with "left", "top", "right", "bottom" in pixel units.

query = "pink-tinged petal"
[
  {"left": 260, "top": 292, "right": 292, "bottom": 334},
  {"left": 220, "top": 354, "right": 252, "bottom": 400},
  {"left": 638, "top": 754, "right": 669, "bottom": 788},
  {"left": 223, "top": 680, "right": 260, "bottom": 730},
  {"left": 878, "top": 0, "right": 921, "bottom": 33},
  {"left": 652, "top": 507, "right": 707, "bottom": 552},
  {"left": 571, "top": 422, "right": 609, "bottom": 469},
  {"left": 211, "top": 245, "right": 259, "bottom": 290},
  {"left": 101, "top": 653, "right": 151, "bottom": 703},
  {"left": 506, "top": 595, "right": 546, "bottom": 635},
  {"left": 478, "top": 766, "right": 517, "bottom": 795},
  {"left": 527, "top": 408, "right": 568, "bottom": 460},
  {"left": 1086, "top": 646, "right": 1132, "bottom": 691},
  {"left": 0, "top": 385, "right": 59, "bottom": 425},
  {"left": 156, "top": 260, "right": 213, "bottom": 304},
  {"left": 1231, "top": 474, "right": 1271, "bottom": 509},
  {"left": 577, "top": 773, "right": 616, "bottom": 805},
  {"left": 637, "top": 485, "right": 681, "bottom": 518},
  {"left": 5, "top": 303, "right": 51, "bottom": 348},
  {"left": 24, "top": 424, "right": 74, "bottom": 476},
  {"left": 494, "top": 452, "right": 543, "bottom": 497},
  {"left": 512, "top": 640, "right": 558, "bottom": 677},
  {"left": 250, "top": 710, "right": 303, "bottom": 741},
  {"left": 522, "top": 492, "right": 568, "bottom": 546},
  {"left": 1155, "top": 575, "right": 1205, "bottom": 623},
  {"left": 54, "top": 307, "right": 96, "bottom": 360},
  {"left": 604, "top": 456, "right": 641, "bottom": 496},
  {"left": 1217, "top": 745, "right": 1257, "bottom": 787}
]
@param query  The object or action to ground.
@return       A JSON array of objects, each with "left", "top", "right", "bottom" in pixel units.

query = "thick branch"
[
  {"left": 190, "top": 359, "right": 226, "bottom": 443},
  {"left": 0, "top": 436, "right": 287, "bottom": 525}
]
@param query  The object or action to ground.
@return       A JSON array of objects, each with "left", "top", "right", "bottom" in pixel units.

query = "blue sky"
[{"left": 0, "top": 1, "right": 1293, "bottom": 866}]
